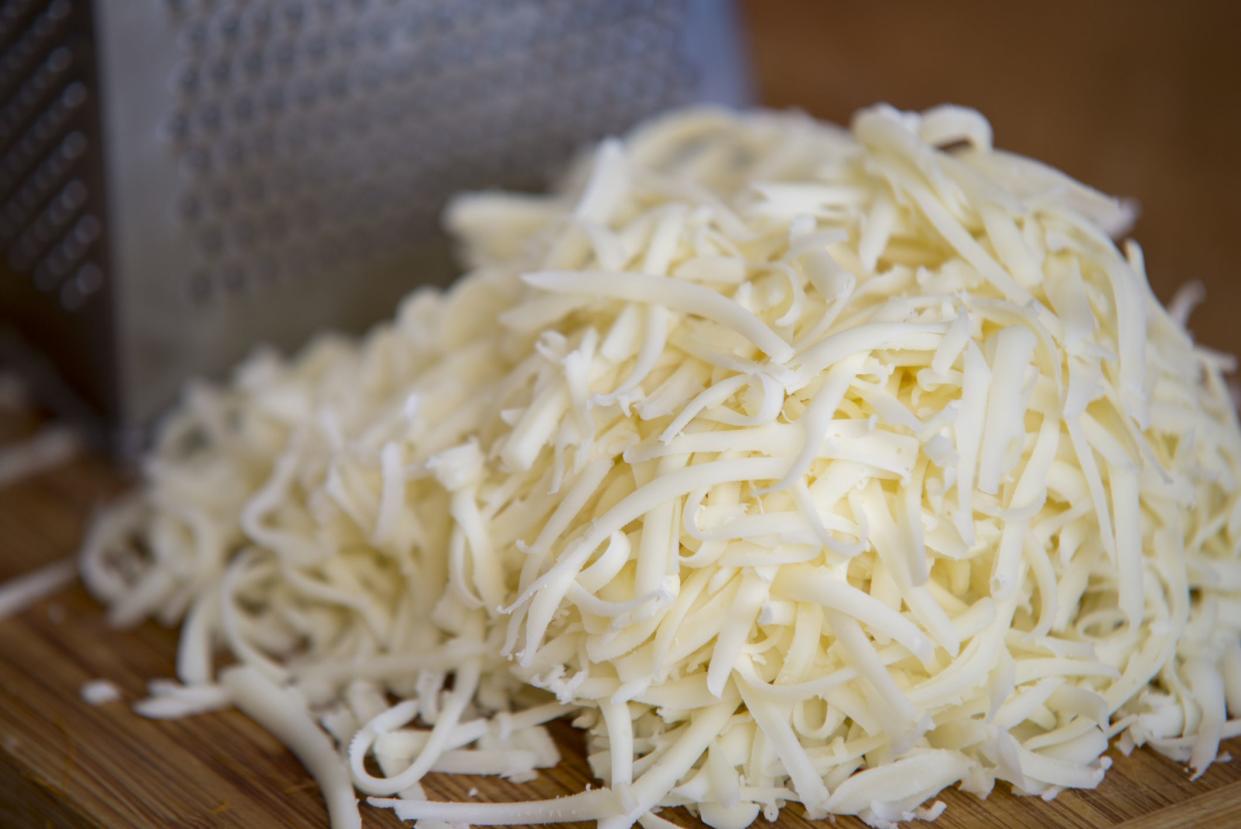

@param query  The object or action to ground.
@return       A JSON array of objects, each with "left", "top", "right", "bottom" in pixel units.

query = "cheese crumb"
[{"left": 80, "top": 679, "right": 121, "bottom": 706}]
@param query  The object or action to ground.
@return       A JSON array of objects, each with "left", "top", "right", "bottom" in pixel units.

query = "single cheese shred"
[
  {"left": 80, "top": 679, "right": 122, "bottom": 706},
  {"left": 79, "top": 104, "right": 1241, "bottom": 828}
]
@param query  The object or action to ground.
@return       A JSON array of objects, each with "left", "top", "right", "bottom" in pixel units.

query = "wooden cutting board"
[{"left": 2, "top": 408, "right": 1240, "bottom": 829}]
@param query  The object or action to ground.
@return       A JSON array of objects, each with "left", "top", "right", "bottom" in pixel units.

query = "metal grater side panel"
[
  {"left": 0, "top": 0, "right": 118, "bottom": 424},
  {"left": 93, "top": 0, "right": 196, "bottom": 436},
  {"left": 96, "top": 0, "right": 748, "bottom": 436}
]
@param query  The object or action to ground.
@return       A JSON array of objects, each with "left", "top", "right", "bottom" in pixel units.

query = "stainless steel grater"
[{"left": 0, "top": 0, "right": 748, "bottom": 451}]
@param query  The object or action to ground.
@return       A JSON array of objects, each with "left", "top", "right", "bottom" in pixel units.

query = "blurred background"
[{"left": 2, "top": 0, "right": 1240, "bottom": 448}]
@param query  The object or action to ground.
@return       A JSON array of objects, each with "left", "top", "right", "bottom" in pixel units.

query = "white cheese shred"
[
  {"left": 0, "top": 559, "right": 75, "bottom": 620},
  {"left": 222, "top": 666, "right": 362, "bottom": 829},
  {"left": 0, "top": 425, "right": 80, "bottom": 489},
  {"left": 80, "top": 679, "right": 121, "bottom": 706}
]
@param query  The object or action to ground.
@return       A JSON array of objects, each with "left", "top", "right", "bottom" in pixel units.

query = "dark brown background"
[{"left": 741, "top": 0, "right": 1241, "bottom": 357}]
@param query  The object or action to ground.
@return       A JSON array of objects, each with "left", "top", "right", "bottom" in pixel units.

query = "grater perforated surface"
[
  {"left": 166, "top": 0, "right": 702, "bottom": 306},
  {"left": 1, "top": 0, "right": 746, "bottom": 444},
  {"left": 0, "top": 0, "right": 117, "bottom": 426},
  {"left": 0, "top": 0, "right": 105, "bottom": 313}
]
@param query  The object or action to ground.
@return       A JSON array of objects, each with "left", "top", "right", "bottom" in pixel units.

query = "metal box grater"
[{"left": 0, "top": 0, "right": 748, "bottom": 451}]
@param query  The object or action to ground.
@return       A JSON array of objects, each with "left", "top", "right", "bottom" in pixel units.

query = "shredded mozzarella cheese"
[
  {"left": 0, "top": 559, "right": 75, "bottom": 620},
  {"left": 77, "top": 104, "right": 1241, "bottom": 829},
  {"left": 0, "top": 426, "right": 79, "bottom": 489},
  {"left": 80, "top": 679, "right": 121, "bottom": 706}
]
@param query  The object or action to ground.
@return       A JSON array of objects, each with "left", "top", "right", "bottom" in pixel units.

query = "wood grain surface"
[
  {"left": 1, "top": 417, "right": 1240, "bottom": 827},
  {"left": 6, "top": 1, "right": 1241, "bottom": 825}
]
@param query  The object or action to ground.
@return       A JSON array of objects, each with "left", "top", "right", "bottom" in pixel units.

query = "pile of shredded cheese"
[{"left": 80, "top": 104, "right": 1241, "bottom": 829}]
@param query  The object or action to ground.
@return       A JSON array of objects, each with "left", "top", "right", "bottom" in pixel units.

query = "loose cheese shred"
[
  {"left": 80, "top": 679, "right": 121, "bottom": 706},
  {"left": 0, "top": 559, "right": 75, "bottom": 620},
  {"left": 77, "top": 105, "right": 1241, "bottom": 829},
  {"left": 223, "top": 666, "right": 362, "bottom": 829},
  {"left": 0, "top": 425, "right": 80, "bottom": 489}
]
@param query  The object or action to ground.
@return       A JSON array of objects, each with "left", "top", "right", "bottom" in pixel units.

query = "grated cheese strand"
[
  {"left": 222, "top": 667, "right": 361, "bottom": 829},
  {"left": 0, "top": 559, "right": 75, "bottom": 620}
]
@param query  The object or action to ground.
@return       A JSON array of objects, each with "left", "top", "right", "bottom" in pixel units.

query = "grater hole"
[
  {"left": 312, "top": 0, "right": 338, "bottom": 23},
  {"left": 46, "top": 45, "right": 72, "bottom": 74},
  {"left": 241, "top": 175, "right": 265, "bottom": 202},
  {"left": 365, "top": 19, "right": 391, "bottom": 49},
  {"left": 263, "top": 209, "right": 287, "bottom": 240},
  {"left": 272, "top": 40, "right": 297, "bottom": 74},
  {"left": 177, "top": 65, "right": 200, "bottom": 95},
  {"left": 220, "top": 261, "right": 246, "bottom": 293},
  {"left": 252, "top": 254, "right": 278, "bottom": 286},
  {"left": 75, "top": 262, "right": 103, "bottom": 295},
  {"left": 184, "top": 146, "right": 211, "bottom": 172},
  {"left": 0, "top": 0, "right": 38, "bottom": 35},
  {"left": 183, "top": 19, "right": 210, "bottom": 51},
  {"left": 199, "top": 225, "right": 224, "bottom": 255},
  {"left": 262, "top": 85, "right": 287, "bottom": 116},
  {"left": 198, "top": 101, "right": 222, "bottom": 132},
  {"left": 234, "top": 216, "right": 257, "bottom": 248},
  {"left": 166, "top": 111, "right": 191, "bottom": 143},
  {"left": 336, "top": 25, "right": 359, "bottom": 56},
  {"left": 46, "top": 0, "right": 70, "bottom": 24},
  {"left": 209, "top": 56, "right": 232, "bottom": 88},
  {"left": 61, "top": 130, "right": 86, "bottom": 160},
  {"left": 73, "top": 261, "right": 102, "bottom": 297},
  {"left": 305, "top": 32, "right": 328, "bottom": 63},
  {"left": 295, "top": 77, "right": 319, "bottom": 108},
  {"left": 61, "top": 79, "right": 86, "bottom": 109},
  {"left": 188, "top": 269, "right": 212, "bottom": 305},
  {"left": 242, "top": 50, "right": 265, "bottom": 79},
  {"left": 282, "top": 2, "right": 307, "bottom": 30},
  {"left": 219, "top": 12, "right": 243, "bottom": 42},
  {"left": 38, "top": 180, "right": 85, "bottom": 236},
  {"left": 43, "top": 244, "right": 73, "bottom": 277},
  {"left": 180, "top": 193, "right": 201, "bottom": 221},
  {"left": 59, "top": 179, "right": 87, "bottom": 209},
  {"left": 71, "top": 213, "right": 100, "bottom": 246},
  {"left": 38, "top": 227, "right": 90, "bottom": 292},
  {"left": 246, "top": 7, "right": 273, "bottom": 39},
  {"left": 221, "top": 136, "right": 245, "bottom": 164},
  {"left": 325, "top": 70, "right": 348, "bottom": 100}
]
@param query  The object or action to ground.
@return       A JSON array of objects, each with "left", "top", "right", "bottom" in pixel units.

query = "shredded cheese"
[
  {"left": 0, "top": 425, "right": 79, "bottom": 489},
  {"left": 80, "top": 679, "right": 121, "bottom": 706},
  {"left": 78, "top": 104, "right": 1241, "bottom": 829},
  {"left": 0, "top": 559, "right": 75, "bottom": 620}
]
